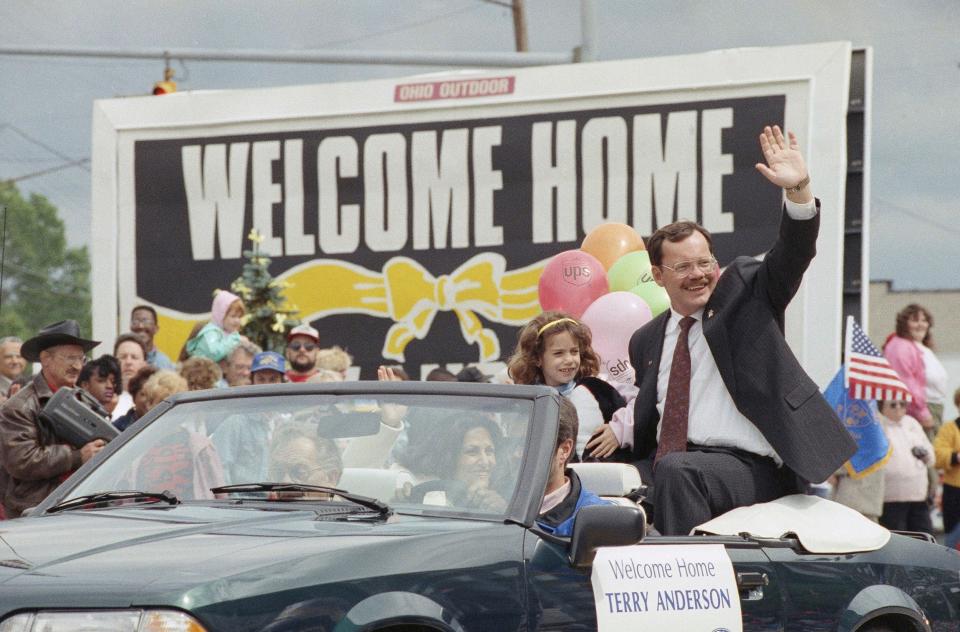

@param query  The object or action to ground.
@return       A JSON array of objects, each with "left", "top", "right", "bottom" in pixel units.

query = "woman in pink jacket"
[{"left": 883, "top": 304, "right": 948, "bottom": 442}]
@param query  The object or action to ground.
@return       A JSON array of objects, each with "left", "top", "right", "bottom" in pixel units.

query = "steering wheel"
[{"left": 407, "top": 479, "right": 469, "bottom": 505}]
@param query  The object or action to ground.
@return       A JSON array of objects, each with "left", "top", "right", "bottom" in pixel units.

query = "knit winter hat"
[{"left": 211, "top": 290, "right": 242, "bottom": 328}]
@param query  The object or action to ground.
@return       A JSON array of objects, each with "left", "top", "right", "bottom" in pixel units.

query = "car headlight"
[{"left": 0, "top": 610, "right": 207, "bottom": 632}]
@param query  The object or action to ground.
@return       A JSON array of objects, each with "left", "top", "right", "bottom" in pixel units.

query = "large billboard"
[{"left": 92, "top": 42, "right": 851, "bottom": 383}]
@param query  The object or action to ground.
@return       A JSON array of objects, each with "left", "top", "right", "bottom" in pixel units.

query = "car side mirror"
[{"left": 568, "top": 504, "right": 646, "bottom": 569}]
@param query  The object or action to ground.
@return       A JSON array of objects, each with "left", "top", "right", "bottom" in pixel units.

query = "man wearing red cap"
[
  {"left": 0, "top": 320, "right": 108, "bottom": 518},
  {"left": 285, "top": 323, "right": 320, "bottom": 383}
]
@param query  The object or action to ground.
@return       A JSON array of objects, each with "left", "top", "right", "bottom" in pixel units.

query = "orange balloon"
[{"left": 581, "top": 222, "right": 646, "bottom": 270}]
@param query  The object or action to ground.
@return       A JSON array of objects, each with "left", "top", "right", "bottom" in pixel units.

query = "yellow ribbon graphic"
[{"left": 156, "top": 252, "right": 546, "bottom": 363}]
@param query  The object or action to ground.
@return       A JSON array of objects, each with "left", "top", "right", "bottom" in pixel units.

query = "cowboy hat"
[{"left": 21, "top": 320, "right": 100, "bottom": 362}]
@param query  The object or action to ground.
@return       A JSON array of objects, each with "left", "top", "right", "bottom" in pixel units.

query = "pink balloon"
[
  {"left": 538, "top": 250, "right": 608, "bottom": 319},
  {"left": 581, "top": 291, "right": 653, "bottom": 384}
]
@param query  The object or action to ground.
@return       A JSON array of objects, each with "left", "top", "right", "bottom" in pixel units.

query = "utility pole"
[{"left": 512, "top": 0, "right": 528, "bottom": 53}]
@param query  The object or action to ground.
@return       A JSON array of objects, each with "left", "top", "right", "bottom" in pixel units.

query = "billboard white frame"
[{"left": 91, "top": 41, "right": 850, "bottom": 385}]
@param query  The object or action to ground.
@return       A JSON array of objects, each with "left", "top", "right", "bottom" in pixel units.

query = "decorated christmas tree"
[{"left": 231, "top": 229, "right": 299, "bottom": 351}]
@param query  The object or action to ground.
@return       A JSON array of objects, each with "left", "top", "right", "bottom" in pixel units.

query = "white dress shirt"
[{"left": 657, "top": 308, "right": 780, "bottom": 462}]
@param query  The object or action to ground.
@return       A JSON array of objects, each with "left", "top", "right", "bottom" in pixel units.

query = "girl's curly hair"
[{"left": 506, "top": 311, "right": 600, "bottom": 385}]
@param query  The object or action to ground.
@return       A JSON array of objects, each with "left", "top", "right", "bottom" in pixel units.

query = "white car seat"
[
  {"left": 338, "top": 467, "right": 406, "bottom": 501},
  {"left": 568, "top": 462, "right": 643, "bottom": 508}
]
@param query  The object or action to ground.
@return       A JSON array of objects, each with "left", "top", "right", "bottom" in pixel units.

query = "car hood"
[{"left": 0, "top": 503, "right": 515, "bottom": 610}]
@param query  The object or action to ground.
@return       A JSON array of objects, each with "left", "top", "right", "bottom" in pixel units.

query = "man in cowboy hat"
[{"left": 0, "top": 320, "right": 107, "bottom": 518}]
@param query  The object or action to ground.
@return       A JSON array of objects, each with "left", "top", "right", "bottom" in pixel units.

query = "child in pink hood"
[{"left": 185, "top": 290, "right": 246, "bottom": 362}]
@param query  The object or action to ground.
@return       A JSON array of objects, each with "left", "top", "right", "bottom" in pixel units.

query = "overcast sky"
[{"left": 1, "top": 0, "right": 957, "bottom": 289}]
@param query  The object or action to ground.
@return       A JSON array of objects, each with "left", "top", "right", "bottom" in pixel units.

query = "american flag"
[{"left": 844, "top": 316, "right": 912, "bottom": 402}]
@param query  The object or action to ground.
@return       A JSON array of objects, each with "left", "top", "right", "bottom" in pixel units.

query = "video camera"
[{"left": 39, "top": 387, "right": 120, "bottom": 448}]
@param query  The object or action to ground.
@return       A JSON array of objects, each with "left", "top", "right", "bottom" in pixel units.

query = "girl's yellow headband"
[{"left": 537, "top": 317, "right": 578, "bottom": 337}]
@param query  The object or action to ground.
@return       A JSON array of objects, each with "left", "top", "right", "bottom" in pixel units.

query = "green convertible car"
[{"left": 0, "top": 382, "right": 957, "bottom": 631}]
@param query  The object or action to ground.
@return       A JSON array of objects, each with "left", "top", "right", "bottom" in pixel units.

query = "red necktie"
[{"left": 655, "top": 315, "right": 696, "bottom": 464}]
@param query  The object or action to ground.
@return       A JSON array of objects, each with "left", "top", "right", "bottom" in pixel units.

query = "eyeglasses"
[
  {"left": 288, "top": 341, "right": 318, "bottom": 352},
  {"left": 130, "top": 318, "right": 155, "bottom": 326},
  {"left": 659, "top": 257, "right": 717, "bottom": 277},
  {"left": 268, "top": 463, "right": 326, "bottom": 482},
  {"left": 54, "top": 353, "right": 86, "bottom": 366},
  {"left": 883, "top": 401, "right": 908, "bottom": 409}
]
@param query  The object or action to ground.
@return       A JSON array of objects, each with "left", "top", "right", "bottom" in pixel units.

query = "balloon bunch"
[{"left": 537, "top": 223, "right": 671, "bottom": 384}]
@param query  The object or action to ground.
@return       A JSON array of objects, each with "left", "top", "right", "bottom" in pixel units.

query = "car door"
[{"left": 523, "top": 532, "right": 786, "bottom": 631}]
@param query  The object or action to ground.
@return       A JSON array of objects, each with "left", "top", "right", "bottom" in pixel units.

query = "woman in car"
[{"left": 406, "top": 414, "right": 508, "bottom": 512}]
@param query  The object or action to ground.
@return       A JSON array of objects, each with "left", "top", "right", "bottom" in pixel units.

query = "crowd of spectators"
[
  {"left": 0, "top": 293, "right": 955, "bottom": 546},
  {"left": 0, "top": 296, "right": 506, "bottom": 520},
  {"left": 827, "top": 303, "right": 958, "bottom": 545}
]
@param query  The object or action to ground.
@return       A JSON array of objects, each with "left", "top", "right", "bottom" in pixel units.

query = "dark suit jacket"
[{"left": 627, "top": 206, "right": 856, "bottom": 483}]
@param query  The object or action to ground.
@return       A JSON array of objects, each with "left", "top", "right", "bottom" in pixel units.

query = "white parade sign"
[{"left": 591, "top": 544, "right": 742, "bottom": 631}]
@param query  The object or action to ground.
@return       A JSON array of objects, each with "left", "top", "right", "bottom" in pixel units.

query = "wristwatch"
[{"left": 785, "top": 174, "right": 810, "bottom": 193}]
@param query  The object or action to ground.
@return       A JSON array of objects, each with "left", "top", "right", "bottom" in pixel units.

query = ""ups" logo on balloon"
[{"left": 562, "top": 265, "right": 592, "bottom": 286}]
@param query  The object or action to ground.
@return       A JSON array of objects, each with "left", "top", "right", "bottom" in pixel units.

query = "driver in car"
[
  {"left": 405, "top": 414, "right": 509, "bottom": 513},
  {"left": 537, "top": 398, "right": 610, "bottom": 536}
]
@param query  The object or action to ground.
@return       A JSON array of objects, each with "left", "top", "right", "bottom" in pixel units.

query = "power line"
[
  {"left": 0, "top": 123, "right": 90, "bottom": 172},
  {"left": 2, "top": 157, "right": 90, "bottom": 184}
]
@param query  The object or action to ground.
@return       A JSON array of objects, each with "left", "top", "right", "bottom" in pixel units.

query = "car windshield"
[{"left": 64, "top": 393, "right": 532, "bottom": 518}]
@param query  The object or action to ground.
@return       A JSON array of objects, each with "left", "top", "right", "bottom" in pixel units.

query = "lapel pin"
[{"left": 707, "top": 309, "right": 715, "bottom": 319}]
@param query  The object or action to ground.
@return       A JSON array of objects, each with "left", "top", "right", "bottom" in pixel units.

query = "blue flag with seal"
[{"left": 823, "top": 366, "right": 891, "bottom": 479}]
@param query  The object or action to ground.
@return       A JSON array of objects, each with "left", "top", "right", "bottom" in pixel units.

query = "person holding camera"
[
  {"left": 877, "top": 399, "right": 935, "bottom": 535},
  {"left": 0, "top": 321, "right": 106, "bottom": 518}
]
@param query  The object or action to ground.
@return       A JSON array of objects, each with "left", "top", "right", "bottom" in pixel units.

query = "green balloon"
[
  {"left": 629, "top": 279, "right": 671, "bottom": 316},
  {"left": 607, "top": 251, "right": 655, "bottom": 292}
]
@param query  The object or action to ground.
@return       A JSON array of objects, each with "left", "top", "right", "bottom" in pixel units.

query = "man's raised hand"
[{"left": 755, "top": 125, "right": 812, "bottom": 202}]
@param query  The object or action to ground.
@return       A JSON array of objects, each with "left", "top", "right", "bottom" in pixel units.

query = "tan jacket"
[{"left": 0, "top": 373, "right": 82, "bottom": 517}]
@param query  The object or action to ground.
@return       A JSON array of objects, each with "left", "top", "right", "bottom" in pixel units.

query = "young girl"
[
  {"left": 185, "top": 290, "right": 246, "bottom": 363},
  {"left": 507, "top": 311, "right": 625, "bottom": 459}
]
